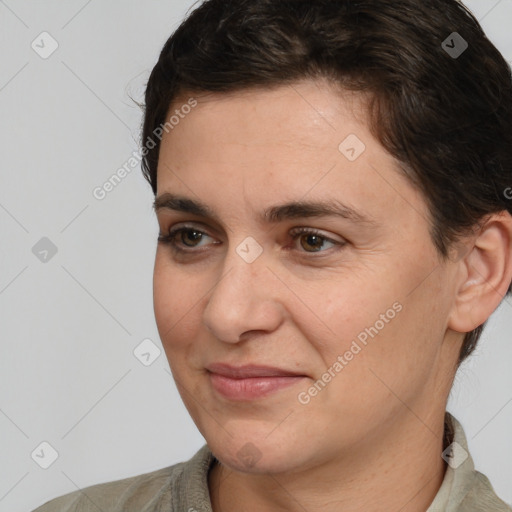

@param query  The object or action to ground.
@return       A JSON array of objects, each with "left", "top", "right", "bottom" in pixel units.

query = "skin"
[{"left": 152, "top": 78, "right": 512, "bottom": 512}]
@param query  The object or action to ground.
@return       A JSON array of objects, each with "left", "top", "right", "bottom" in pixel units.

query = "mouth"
[{"left": 206, "top": 363, "right": 308, "bottom": 401}]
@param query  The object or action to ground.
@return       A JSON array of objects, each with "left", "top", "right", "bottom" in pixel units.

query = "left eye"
[
  {"left": 157, "top": 226, "right": 343, "bottom": 254},
  {"left": 288, "top": 227, "right": 340, "bottom": 253}
]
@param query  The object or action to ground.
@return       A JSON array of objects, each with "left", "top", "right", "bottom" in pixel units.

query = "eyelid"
[
  {"left": 157, "top": 223, "right": 215, "bottom": 250},
  {"left": 288, "top": 226, "right": 345, "bottom": 245}
]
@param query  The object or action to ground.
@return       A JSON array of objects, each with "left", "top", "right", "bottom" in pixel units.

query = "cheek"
[
  {"left": 152, "top": 255, "right": 204, "bottom": 351},
  {"left": 305, "top": 264, "right": 442, "bottom": 377},
  {"left": 299, "top": 272, "right": 396, "bottom": 352}
]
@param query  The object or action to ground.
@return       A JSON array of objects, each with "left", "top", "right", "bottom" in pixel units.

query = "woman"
[{"left": 33, "top": 0, "right": 512, "bottom": 510}]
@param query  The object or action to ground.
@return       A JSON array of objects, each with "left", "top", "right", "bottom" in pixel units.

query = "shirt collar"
[
  {"left": 427, "top": 411, "right": 477, "bottom": 511},
  {"left": 177, "top": 411, "right": 477, "bottom": 512}
]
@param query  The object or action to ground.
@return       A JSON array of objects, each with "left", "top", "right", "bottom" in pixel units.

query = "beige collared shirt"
[{"left": 33, "top": 413, "right": 511, "bottom": 511}]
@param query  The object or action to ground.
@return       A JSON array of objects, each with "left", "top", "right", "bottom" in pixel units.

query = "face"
[{"left": 153, "top": 79, "right": 461, "bottom": 475}]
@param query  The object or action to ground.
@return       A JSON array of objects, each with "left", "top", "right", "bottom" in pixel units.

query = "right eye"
[{"left": 157, "top": 225, "right": 216, "bottom": 252}]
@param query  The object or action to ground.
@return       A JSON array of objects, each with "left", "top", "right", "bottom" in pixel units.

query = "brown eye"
[
  {"left": 157, "top": 226, "right": 214, "bottom": 252},
  {"left": 299, "top": 233, "right": 327, "bottom": 252},
  {"left": 289, "top": 227, "right": 343, "bottom": 254},
  {"left": 179, "top": 229, "right": 204, "bottom": 247}
]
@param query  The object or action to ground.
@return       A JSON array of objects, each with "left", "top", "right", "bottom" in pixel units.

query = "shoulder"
[
  {"left": 31, "top": 444, "right": 213, "bottom": 512},
  {"left": 443, "top": 413, "right": 511, "bottom": 512},
  {"left": 31, "top": 465, "right": 182, "bottom": 512},
  {"left": 459, "top": 471, "right": 512, "bottom": 512}
]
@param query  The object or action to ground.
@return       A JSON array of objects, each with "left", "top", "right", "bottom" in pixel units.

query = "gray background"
[{"left": 0, "top": 1, "right": 511, "bottom": 510}]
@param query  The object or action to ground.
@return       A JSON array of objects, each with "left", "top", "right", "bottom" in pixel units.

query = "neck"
[{"left": 209, "top": 409, "right": 449, "bottom": 512}]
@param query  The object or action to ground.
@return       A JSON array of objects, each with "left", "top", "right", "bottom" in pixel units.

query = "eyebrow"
[{"left": 153, "top": 193, "right": 378, "bottom": 227}]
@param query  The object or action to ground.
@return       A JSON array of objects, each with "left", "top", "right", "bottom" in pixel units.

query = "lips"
[
  {"left": 206, "top": 363, "right": 307, "bottom": 400},
  {"left": 206, "top": 363, "right": 305, "bottom": 378}
]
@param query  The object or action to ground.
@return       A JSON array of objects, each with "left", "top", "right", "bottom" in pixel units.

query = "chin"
[{"left": 204, "top": 422, "right": 313, "bottom": 474}]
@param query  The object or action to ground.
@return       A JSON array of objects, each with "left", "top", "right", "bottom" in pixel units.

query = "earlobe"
[{"left": 447, "top": 212, "right": 512, "bottom": 334}]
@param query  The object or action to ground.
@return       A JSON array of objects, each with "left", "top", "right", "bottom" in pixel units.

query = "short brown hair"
[{"left": 141, "top": 0, "right": 512, "bottom": 363}]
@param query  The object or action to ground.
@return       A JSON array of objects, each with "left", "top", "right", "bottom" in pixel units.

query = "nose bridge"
[
  {"left": 218, "top": 233, "right": 269, "bottom": 296},
  {"left": 202, "top": 238, "right": 282, "bottom": 341}
]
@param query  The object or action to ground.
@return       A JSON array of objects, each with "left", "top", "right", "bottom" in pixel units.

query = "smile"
[{"left": 206, "top": 363, "right": 308, "bottom": 401}]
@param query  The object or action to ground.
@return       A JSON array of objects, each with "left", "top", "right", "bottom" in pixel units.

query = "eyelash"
[{"left": 157, "top": 224, "right": 345, "bottom": 255}]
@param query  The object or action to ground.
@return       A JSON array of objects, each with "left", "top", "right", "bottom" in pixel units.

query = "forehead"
[
  {"left": 167, "top": 80, "right": 369, "bottom": 149},
  {"left": 155, "top": 80, "right": 429, "bottom": 228},
  {"left": 158, "top": 81, "right": 368, "bottom": 181}
]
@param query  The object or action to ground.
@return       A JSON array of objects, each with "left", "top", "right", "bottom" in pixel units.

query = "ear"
[{"left": 448, "top": 211, "right": 512, "bottom": 334}]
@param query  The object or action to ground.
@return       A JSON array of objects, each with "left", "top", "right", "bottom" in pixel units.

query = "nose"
[{"left": 202, "top": 242, "right": 284, "bottom": 343}]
